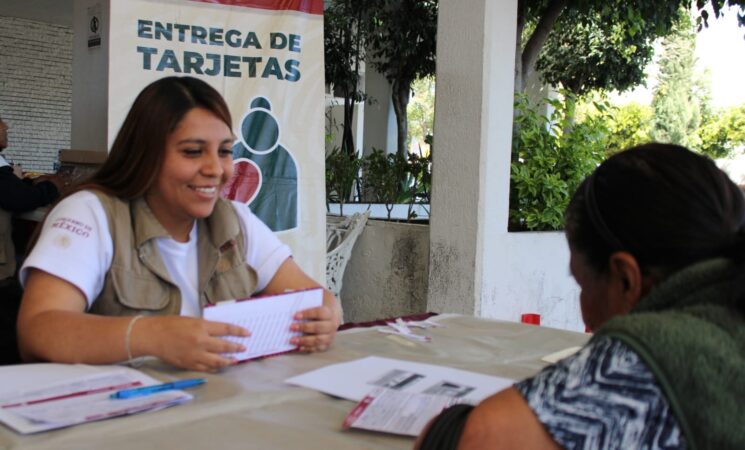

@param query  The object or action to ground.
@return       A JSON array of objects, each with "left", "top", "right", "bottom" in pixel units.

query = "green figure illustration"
[{"left": 229, "top": 97, "right": 298, "bottom": 231}]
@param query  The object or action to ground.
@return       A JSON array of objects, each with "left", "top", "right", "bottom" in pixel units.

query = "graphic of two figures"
[{"left": 222, "top": 96, "right": 298, "bottom": 232}]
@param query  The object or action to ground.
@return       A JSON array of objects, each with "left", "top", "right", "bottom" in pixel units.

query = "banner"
[{"left": 108, "top": 0, "right": 325, "bottom": 280}]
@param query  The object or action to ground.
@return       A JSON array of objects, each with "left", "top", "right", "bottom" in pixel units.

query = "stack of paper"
[
  {"left": 0, "top": 365, "right": 192, "bottom": 434},
  {"left": 286, "top": 356, "right": 514, "bottom": 436}
]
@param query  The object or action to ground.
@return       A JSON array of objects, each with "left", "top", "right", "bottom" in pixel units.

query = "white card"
[{"left": 203, "top": 288, "right": 323, "bottom": 361}]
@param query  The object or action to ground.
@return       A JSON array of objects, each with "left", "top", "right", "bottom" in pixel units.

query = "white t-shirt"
[
  {"left": 20, "top": 191, "right": 292, "bottom": 316},
  {"left": 0, "top": 155, "right": 10, "bottom": 168}
]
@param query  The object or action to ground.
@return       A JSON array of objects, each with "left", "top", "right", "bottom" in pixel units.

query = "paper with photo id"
[
  {"left": 343, "top": 387, "right": 473, "bottom": 436},
  {"left": 203, "top": 288, "right": 323, "bottom": 362},
  {"left": 286, "top": 356, "right": 513, "bottom": 402},
  {"left": 0, "top": 365, "right": 191, "bottom": 434}
]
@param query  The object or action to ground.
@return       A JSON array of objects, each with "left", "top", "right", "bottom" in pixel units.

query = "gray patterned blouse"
[{"left": 515, "top": 336, "right": 687, "bottom": 449}]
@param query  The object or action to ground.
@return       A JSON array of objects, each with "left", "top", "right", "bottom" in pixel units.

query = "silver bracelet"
[{"left": 125, "top": 315, "right": 145, "bottom": 364}]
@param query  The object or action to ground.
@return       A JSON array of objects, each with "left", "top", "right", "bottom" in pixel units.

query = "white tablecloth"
[{"left": 0, "top": 314, "right": 589, "bottom": 449}]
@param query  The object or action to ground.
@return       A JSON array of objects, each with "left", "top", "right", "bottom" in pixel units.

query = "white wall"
[
  {"left": 482, "top": 232, "right": 583, "bottom": 331},
  {"left": 0, "top": 16, "right": 73, "bottom": 172},
  {"left": 340, "top": 224, "right": 583, "bottom": 330}
]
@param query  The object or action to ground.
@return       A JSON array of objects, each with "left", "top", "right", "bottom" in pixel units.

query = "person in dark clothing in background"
[{"left": 0, "top": 116, "right": 62, "bottom": 365}]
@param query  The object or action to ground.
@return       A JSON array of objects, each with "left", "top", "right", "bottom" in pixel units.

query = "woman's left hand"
[
  {"left": 262, "top": 258, "right": 343, "bottom": 352},
  {"left": 290, "top": 304, "right": 338, "bottom": 352}
]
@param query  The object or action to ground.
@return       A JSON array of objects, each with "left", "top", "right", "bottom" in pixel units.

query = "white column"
[
  {"left": 427, "top": 0, "right": 517, "bottom": 315},
  {"left": 71, "top": 0, "right": 110, "bottom": 152},
  {"left": 362, "top": 67, "right": 395, "bottom": 155}
]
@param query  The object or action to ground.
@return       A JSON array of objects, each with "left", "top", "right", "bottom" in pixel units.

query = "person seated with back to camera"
[
  {"left": 0, "top": 115, "right": 64, "bottom": 365},
  {"left": 416, "top": 143, "right": 745, "bottom": 449},
  {"left": 16, "top": 76, "right": 341, "bottom": 372}
]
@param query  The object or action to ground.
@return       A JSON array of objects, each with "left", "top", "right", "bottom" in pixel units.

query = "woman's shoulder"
[
  {"left": 515, "top": 336, "right": 686, "bottom": 449},
  {"left": 53, "top": 190, "right": 105, "bottom": 211},
  {"left": 46, "top": 190, "right": 110, "bottom": 229},
  {"left": 516, "top": 336, "right": 663, "bottom": 401},
  {"left": 226, "top": 200, "right": 268, "bottom": 232}
]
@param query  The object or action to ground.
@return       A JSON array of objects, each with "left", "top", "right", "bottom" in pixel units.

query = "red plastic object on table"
[{"left": 520, "top": 313, "right": 541, "bottom": 326}]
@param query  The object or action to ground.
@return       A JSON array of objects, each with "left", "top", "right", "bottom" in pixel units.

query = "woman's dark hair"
[
  {"left": 81, "top": 76, "right": 232, "bottom": 198},
  {"left": 565, "top": 143, "right": 745, "bottom": 277}
]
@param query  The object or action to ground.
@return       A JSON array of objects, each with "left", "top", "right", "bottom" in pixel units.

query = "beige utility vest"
[
  {"left": 90, "top": 191, "right": 258, "bottom": 316},
  {"left": 0, "top": 209, "right": 15, "bottom": 280}
]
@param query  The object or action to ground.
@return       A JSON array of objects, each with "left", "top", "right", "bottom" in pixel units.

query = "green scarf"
[{"left": 595, "top": 258, "right": 745, "bottom": 450}]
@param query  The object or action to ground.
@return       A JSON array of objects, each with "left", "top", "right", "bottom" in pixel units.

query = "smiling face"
[{"left": 145, "top": 107, "right": 234, "bottom": 241}]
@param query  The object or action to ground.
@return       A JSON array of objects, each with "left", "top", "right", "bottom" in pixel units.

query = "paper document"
[
  {"left": 343, "top": 387, "right": 472, "bottom": 436},
  {"left": 541, "top": 346, "right": 582, "bottom": 364},
  {"left": 286, "top": 356, "right": 513, "bottom": 402},
  {"left": 0, "top": 365, "right": 191, "bottom": 434},
  {"left": 203, "top": 287, "right": 323, "bottom": 361}
]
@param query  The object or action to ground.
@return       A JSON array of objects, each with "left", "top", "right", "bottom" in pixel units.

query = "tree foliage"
[
  {"left": 698, "top": 105, "right": 745, "bottom": 158},
  {"left": 518, "top": 0, "right": 745, "bottom": 95},
  {"left": 536, "top": 8, "right": 658, "bottom": 95},
  {"left": 407, "top": 76, "right": 436, "bottom": 155},
  {"left": 650, "top": 10, "right": 705, "bottom": 148},
  {"left": 603, "top": 102, "right": 653, "bottom": 154},
  {"left": 366, "top": 0, "right": 438, "bottom": 156},
  {"left": 324, "top": 0, "right": 372, "bottom": 155}
]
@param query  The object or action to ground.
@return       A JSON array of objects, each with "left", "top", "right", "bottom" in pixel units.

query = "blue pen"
[{"left": 110, "top": 378, "right": 206, "bottom": 399}]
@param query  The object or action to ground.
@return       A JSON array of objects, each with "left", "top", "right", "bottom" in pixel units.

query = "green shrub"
[
  {"left": 696, "top": 105, "right": 745, "bottom": 159},
  {"left": 325, "top": 147, "right": 363, "bottom": 215},
  {"left": 603, "top": 102, "right": 653, "bottom": 155},
  {"left": 510, "top": 93, "right": 608, "bottom": 231},
  {"left": 326, "top": 146, "right": 431, "bottom": 221}
]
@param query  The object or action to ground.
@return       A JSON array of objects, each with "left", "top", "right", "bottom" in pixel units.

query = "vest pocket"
[
  {"left": 203, "top": 265, "right": 257, "bottom": 305},
  {"left": 111, "top": 267, "right": 171, "bottom": 311}
]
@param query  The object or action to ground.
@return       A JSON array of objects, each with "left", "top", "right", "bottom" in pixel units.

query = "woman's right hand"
[
  {"left": 133, "top": 316, "right": 250, "bottom": 372},
  {"left": 19, "top": 270, "right": 250, "bottom": 371}
]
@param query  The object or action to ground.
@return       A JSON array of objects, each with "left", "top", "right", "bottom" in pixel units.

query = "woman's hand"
[
  {"left": 290, "top": 304, "right": 338, "bottom": 352},
  {"left": 135, "top": 316, "right": 250, "bottom": 372},
  {"left": 261, "top": 258, "right": 343, "bottom": 353}
]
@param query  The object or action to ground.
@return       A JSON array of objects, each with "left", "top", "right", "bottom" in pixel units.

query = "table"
[{"left": 0, "top": 314, "right": 589, "bottom": 450}]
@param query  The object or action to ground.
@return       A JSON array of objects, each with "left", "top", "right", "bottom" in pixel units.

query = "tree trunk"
[
  {"left": 519, "top": 0, "right": 568, "bottom": 93},
  {"left": 342, "top": 90, "right": 356, "bottom": 156},
  {"left": 391, "top": 79, "right": 411, "bottom": 156}
]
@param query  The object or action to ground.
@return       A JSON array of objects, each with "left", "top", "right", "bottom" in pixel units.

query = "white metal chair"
[{"left": 326, "top": 211, "right": 370, "bottom": 322}]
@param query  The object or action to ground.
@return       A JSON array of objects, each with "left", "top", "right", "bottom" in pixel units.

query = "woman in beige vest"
[{"left": 16, "top": 77, "right": 341, "bottom": 372}]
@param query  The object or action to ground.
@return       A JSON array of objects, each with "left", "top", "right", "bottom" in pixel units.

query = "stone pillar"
[{"left": 427, "top": 0, "right": 517, "bottom": 315}]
